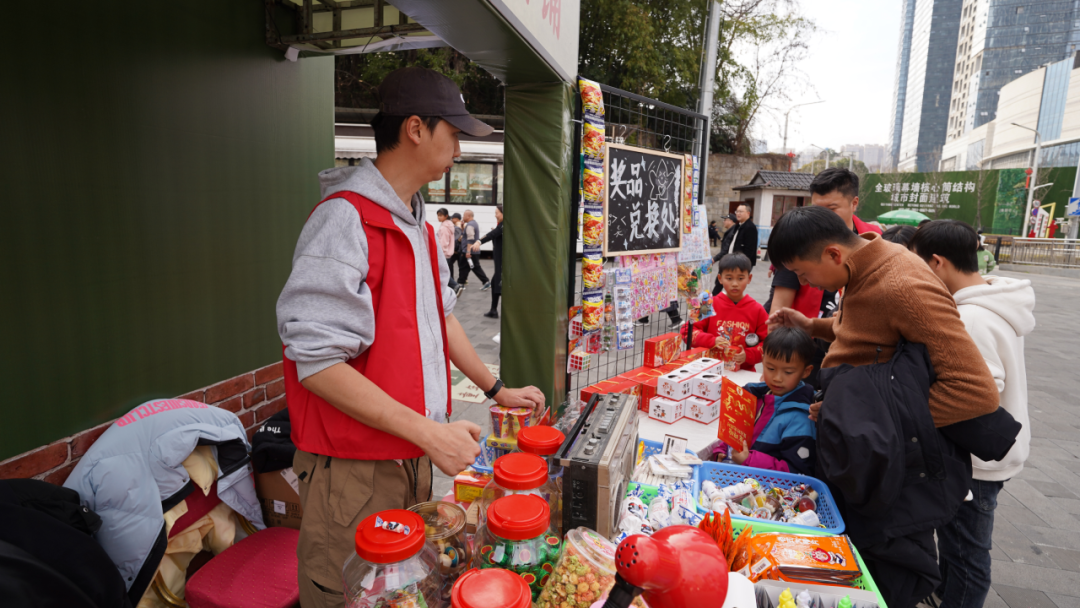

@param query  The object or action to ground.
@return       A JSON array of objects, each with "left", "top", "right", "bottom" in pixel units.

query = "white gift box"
[
  {"left": 685, "top": 396, "right": 720, "bottom": 424},
  {"left": 649, "top": 396, "right": 685, "bottom": 424},
  {"left": 684, "top": 358, "right": 721, "bottom": 372},
  {"left": 691, "top": 372, "right": 723, "bottom": 401},
  {"left": 657, "top": 368, "right": 699, "bottom": 400}
]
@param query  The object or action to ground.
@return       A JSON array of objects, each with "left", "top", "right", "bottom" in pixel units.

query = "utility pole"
[
  {"left": 697, "top": 1, "right": 722, "bottom": 151},
  {"left": 783, "top": 100, "right": 824, "bottom": 158},
  {"left": 1012, "top": 123, "right": 1042, "bottom": 237},
  {"left": 1070, "top": 145, "right": 1080, "bottom": 239}
]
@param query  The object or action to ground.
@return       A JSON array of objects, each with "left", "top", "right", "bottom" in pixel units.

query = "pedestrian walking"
[
  {"left": 708, "top": 220, "right": 720, "bottom": 247},
  {"left": 459, "top": 209, "right": 491, "bottom": 290},
  {"left": 471, "top": 204, "right": 503, "bottom": 318},
  {"left": 450, "top": 213, "right": 465, "bottom": 288},
  {"left": 436, "top": 208, "right": 463, "bottom": 295}
]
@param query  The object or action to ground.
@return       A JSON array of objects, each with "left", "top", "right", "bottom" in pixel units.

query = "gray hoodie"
[
  {"left": 276, "top": 159, "right": 457, "bottom": 423},
  {"left": 953, "top": 275, "right": 1036, "bottom": 481}
]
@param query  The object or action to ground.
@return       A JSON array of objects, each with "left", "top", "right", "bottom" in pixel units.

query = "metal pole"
[
  {"left": 698, "top": 1, "right": 722, "bottom": 137},
  {"left": 1070, "top": 147, "right": 1080, "bottom": 239},
  {"left": 1013, "top": 123, "right": 1041, "bottom": 237},
  {"left": 783, "top": 100, "right": 824, "bottom": 162}
]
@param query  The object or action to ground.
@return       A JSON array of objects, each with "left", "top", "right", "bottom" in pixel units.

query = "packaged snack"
[
  {"left": 729, "top": 525, "right": 755, "bottom": 574},
  {"left": 584, "top": 159, "right": 604, "bottom": 202},
  {"left": 583, "top": 208, "right": 605, "bottom": 245},
  {"left": 579, "top": 78, "right": 605, "bottom": 117},
  {"left": 583, "top": 254, "right": 604, "bottom": 289},
  {"left": 582, "top": 294, "right": 603, "bottom": 332},
  {"left": 583, "top": 119, "right": 606, "bottom": 158}
]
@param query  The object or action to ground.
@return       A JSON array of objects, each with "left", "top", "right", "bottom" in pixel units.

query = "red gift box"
[
  {"left": 643, "top": 332, "right": 682, "bottom": 368},
  {"left": 677, "top": 347, "right": 709, "bottom": 362}
]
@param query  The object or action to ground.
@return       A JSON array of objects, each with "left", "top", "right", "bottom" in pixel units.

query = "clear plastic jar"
[
  {"left": 450, "top": 568, "right": 532, "bottom": 608},
  {"left": 473, "top": 494, "right": 563, "bottom": 601},
  {"left": 407, "top": 501, "right": 470, "bottom": 599},
  {"left": 342, "top": 509, "right": 445, "bottom": 608},
  {"left": 475, "top": 452, "right": 561, "bottom": 532},
  {"left": 515, "top": 425, "right": 566, "bottom": 533},
  {"left": 537, "top": 527, "right": 647, "bottom": 608}
]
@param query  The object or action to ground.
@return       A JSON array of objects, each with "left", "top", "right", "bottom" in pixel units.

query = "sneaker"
[
  {"left": 454, "top": 284, "right": 465, "bottom": 297},
  {"left": 484, "top": 310, "right": 499, "bottom": 319},
  {"left": 635, "top": 317, "right": 650, "bottom": 326},
  {"left": 481, "top": 282, "right": 492, "bottom": 291},
  {"left": 916, "top": 593, "right": 942, "bottom": 608}
]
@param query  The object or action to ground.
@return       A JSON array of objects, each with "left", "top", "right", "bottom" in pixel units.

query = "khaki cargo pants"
[{"left": 293, "top": 449, "right": 432, "bottom": 608}]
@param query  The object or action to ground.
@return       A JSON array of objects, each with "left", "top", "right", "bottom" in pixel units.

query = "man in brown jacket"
[{"left": 767, "top": 206, "right": 998, "bottom": 426}]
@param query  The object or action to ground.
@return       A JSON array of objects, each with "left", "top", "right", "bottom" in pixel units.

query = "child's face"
[
  {"left": 762, "top": 351, "right": 813, "bottom": 396},
  {"left": 720, "top": 269, "right": 752, "bottom": 300}
]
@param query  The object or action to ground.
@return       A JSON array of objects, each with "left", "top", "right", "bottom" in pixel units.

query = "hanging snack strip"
[{"left": 578, "top": 78, "right": 608, "bottom": 354}]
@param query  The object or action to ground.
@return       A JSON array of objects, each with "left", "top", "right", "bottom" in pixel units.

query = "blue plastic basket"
[
  {"left": 692, "top": 461, "right": 845, "bottom": 534},
  {"left": 628, "top": 439, "right": 701, "bottom": 513},
  {"left": 472, "top": 434, "right": 510, "bottom": 474}
]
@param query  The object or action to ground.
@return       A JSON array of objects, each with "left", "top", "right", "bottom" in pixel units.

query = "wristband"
[{"left": 484, "top": 378, "right": 504, "bottom": 400}]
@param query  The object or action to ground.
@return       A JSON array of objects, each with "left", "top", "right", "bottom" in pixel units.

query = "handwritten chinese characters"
[{"left": 604, "top": 143, "right": 684, "bottom": 256}]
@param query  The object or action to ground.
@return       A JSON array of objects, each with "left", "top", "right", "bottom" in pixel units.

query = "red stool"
[{"left": 185, "top": 526, "right": 300, "bottom": 608}]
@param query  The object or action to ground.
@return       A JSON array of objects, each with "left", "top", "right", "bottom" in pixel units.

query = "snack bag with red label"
[
  {"left": 583, "top": 254, "right": 604, "bottom": 289},
  {"left": 583, "top": 119, "right": 606, "bottom": 158},
  {"left": 584, "top": 158, "right": 604, "bottom": 203},
  {"left": 583, "top": 208, "right": 604, "bottom": 246}
]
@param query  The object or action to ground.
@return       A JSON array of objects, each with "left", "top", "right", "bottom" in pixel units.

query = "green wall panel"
[{"left": 0, "top": 1, "right": 334, "bottom": 459}]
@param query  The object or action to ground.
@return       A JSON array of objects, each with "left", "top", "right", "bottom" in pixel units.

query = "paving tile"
[
  {"left": 1004, "top": 479, "right": 1080, "bottom": 532},
  {"left": 1043, "top": 546, "right": 1080, "bottom": 573},
  {"left": 992, "top": 542, "right": 1011, "bottom": 562},
  {"left": 1029, "top": 481, "right": 1080, "bottom": 500},
  {"left": 1015, "top": 524, "right": 1080, "bottom": 551},
  {"left": 994, "top": 517, "right": 1062, "bottom": 567},
  {"left": 998, "top": 503, "right": 1052, "bottom": 529},
  {"left": 1048, "top": 593, "right": 1080, "bottom": 608},
  {"left": 991, "top": 561, "right": 1080, "bottom": 599},
  {"left": 1020, "top": 468, "right": 1057, "bottom": 483},
  {"left": 1052, "top": 497, "right": 1080, "bottom": 516},
  {"left": 987, "top": 588, "right": 1011, "bottom": 608},
  {"left": 995, "top": 584, "right": 1061, "bottom": 608}
]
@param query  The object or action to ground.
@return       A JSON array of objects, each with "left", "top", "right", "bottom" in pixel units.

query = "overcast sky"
[{"left": 754, "top": 0, "right": 903, "bottom": 154}]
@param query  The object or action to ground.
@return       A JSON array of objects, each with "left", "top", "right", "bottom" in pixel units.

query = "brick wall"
[
  {"left": 0, "top": 361, "right": 286, "bottom": 486},
  {"left": 703, "top": 153, "right": 791, "bottom": 223}
]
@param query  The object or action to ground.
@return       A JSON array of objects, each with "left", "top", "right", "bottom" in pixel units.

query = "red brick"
[
  {"left": 71, "top": 422, "right": 111, "bottom": 459},
  {"left": 238, "top": 410, "right": 255, "bottom": 429},
  {"left": 216, "top": 395, "right": 243, "bottom": 413},
  {"left": 254, "top": 362, "right": 284, "bottom": 386},
  {"left": 43, "top": 461, "right": 78, "bottom": 485},
  {"left": 0, "top": 443, "right": 69, "bottom": 479},
  {"left": 205, "top": 374, "right": 254, "bottom": 404},
  {"left": 243, "top": 388, "right": 266, "bottom": 410},
  {"left": 265, "top": 378, "right": 285, "bottom": 400},
  {"left": 254, "top": 396, "right": 287, "bottom": 423},
  {"left": 178, "top": 390, "right": 205, "bottom": 403}
]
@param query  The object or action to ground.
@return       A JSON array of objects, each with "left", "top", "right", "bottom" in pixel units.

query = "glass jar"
[
  {"left": 407, "top": 501, "right": 470, "bottom": 596},
  {"left": 473, "top": 494, "right": 563, "bottom": 601},
  {"left": 342, "top": 509, "right": 445, "bottom": 608},
  {"left": 538, "top": 527, "right": 648, "bottom": 608},
  {"left": 515, "top": 425, "right": 566, "bottom": 533},
  {"left": 450, "top": 568, "right": 532, "bottom": 608},
  {"left": 476, "top": 452, "right": 561, "bottom": 532}
]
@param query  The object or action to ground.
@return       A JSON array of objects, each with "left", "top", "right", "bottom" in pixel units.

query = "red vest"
[{"left": 283, "top": 191, "right": 451, "bottom": 460}]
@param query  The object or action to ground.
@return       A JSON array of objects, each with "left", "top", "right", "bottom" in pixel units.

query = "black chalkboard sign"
[{"left": 603, "top": 143, "right": 685, "bottom": 256}]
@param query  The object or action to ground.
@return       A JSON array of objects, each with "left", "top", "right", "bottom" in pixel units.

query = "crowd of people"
[{"left": 701, "top": 167, "right": 1034, "bottom": 608}]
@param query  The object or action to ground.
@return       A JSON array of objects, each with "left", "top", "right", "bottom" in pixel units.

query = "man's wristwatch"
[{"left": 484, "top": 378, "right": 504, "bottom": 400}]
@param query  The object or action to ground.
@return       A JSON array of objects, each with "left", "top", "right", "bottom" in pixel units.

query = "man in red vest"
[{"left": 276, "top": 67, "right": 544, "bottom": 608}]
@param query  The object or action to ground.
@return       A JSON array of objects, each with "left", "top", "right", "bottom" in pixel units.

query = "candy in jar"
[
  {"left": 343, "top": 509, "right": 444, "bottom": 608},
  {"left": 474, "top": 495, "right": 561, "bottom": 601},
  {"left": 537, "top": 528, "right": 647, "bottom": 608}
]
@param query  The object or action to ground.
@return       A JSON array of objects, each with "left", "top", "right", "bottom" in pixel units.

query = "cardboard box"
[
  {"left": 454, "top": 467, "right": 493, "bottom": 504},
  {"left": 676, "top": 347, "right": 709, "bottom": 362},
  {"left": 685, "top": 396, "right": 720, "bottom": 424},
  {"left": 691, "top": 371, "right": 723, "bottom": 401},
  {"left": 254, "top": 468, "right": 304, "bottom": 530},
  {"left": 649, "top": 396, "right": 685, "bottom": 424},
  {"left": 657, "top": 367, "right": 700, "bottom": 400},
  {"left": 685, "top": 357, "right": 722, "bottom": 372},
  {"left": 643, "top": 332, "right": 682, "bottom": 368}
]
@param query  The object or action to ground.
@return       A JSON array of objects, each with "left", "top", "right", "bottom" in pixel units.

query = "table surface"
[{"left": 636, "top": 366, "right": 762, "bottom": 453}]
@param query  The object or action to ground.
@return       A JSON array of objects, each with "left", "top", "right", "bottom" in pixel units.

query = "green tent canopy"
[{"left": 877, "top": 209, "right": 931, "bottom": 226}]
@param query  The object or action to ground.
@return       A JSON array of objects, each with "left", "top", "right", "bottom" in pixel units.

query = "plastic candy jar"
[
  {"left": 473, "top": 494, "right": 562, "bottom": 601},
  {"left": 476, "top": 452, "right": 560, "bottom": 531},
  {"left": 515, "top": 425, "right": 566, "bottom": 532},
  {"left": 407, "top": 501, "right": 469, "bottom": 603},
  {"left": 537, "top": 527, "right": 647, "bottom": 608},
  {"left": 342, "top": 509, "right": 444, "bottom": 608},
  {"left": 449, "top": 568, "right": 532, "bottom": 608}
]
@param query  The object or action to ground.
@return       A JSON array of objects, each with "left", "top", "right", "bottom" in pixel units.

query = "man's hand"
[
  {"left": 808, "top": 401, "right": 822, "bottom": 422},
  {"left": 419, "top": 419, "right": 483, "bottom": 476},
  {"left": 494, "top": 385, "right": 546, "bottom": 412},
  {"left": 731, "top": 442, "right": 750, "bottom": 465},
  {"left": 470, "top": 242, "right": 481, "bottom": 253},
  {"left": 466, "top": 250, "right": 471, "bottom": 259},
  {"left": 768, "top": 307, "right": 812, "bottom": 333}
]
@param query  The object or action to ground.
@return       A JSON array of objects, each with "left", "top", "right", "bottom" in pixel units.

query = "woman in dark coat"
[
  {"left": 472, "top": 204, "right": 504, "bottom": 318},
  {"left": 708, "top": 220, "right": 720, "bottom": 247}
]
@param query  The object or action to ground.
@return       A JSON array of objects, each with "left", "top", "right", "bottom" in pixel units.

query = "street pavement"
[{"left": 442, "top": 256, "right": 1080, "bottom": 608}]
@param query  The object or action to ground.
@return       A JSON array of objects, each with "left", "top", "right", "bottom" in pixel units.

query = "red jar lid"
[
  {"left": 493, "top": 453, "right": 548, "bottom": 490},
  {"left": 451, "top": 568, "right": 532, "bottom": 608},
  {"left": 354, "top": 509, "right": 425, "bottom": 564},
  {"left": 516, "top": 426, "right": 565, "bottom": 456},
  {"left": 486, "top": 494, "right": 550, "bottom": 540}
]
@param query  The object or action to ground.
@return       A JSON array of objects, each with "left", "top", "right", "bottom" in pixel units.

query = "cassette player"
[{"left": 557, "top": 392, "right": 640, "bottom": 538}]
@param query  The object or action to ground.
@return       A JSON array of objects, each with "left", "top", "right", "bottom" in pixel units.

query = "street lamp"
[
  {"left": 1011, "top": 122, "right": 1042, "bottom": 237},
  {"left": 783, "top": 100, "right": 825, "bottom": 154},
  {"left": 811, "top": 144, "right": 831, "bottom": 172}
]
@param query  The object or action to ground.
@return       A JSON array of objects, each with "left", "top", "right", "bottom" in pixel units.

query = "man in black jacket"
[{"left": 712, "top": 207, "right": 757, "bottom": 296}]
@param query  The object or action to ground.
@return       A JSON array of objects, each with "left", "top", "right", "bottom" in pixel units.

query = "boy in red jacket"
[{"left": 683, "top": 252, "right": 768, "bottom": 371}]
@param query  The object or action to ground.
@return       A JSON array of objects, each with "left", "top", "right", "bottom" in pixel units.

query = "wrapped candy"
[
  {"left": 647, "top": 494, "right": 671, "bottom": 530},
  {"left": 374, "top": 517, "right": 410, "bottom": 535},
  {"left": 583, "top": 254, "right": 604, "bottom": 289}
]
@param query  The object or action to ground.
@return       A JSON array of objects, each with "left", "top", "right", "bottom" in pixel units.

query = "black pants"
[
  {"left": 458, "top": 254, "right": 489, "bottom": 285},
  {"left": 859, "top": 530, "right": 941, "bottom": 608},
  {"left": 445, "top": 257, "right": 460, "bottom": 290}
]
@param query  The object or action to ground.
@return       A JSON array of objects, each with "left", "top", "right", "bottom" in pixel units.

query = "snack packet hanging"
[
  {"left": 583, "top": 208, "right": 605, "bottom": 246},
  {"left": 582, "top": 294, "right": 603, "bottom": 332},
  {"left": 584, "top": 158, "right": 604, "bottom": 203},
  {"left": 583, "top": 254, "right": 604, "bottom": 289},
  {"left": 583, "top": 119, "right": 606, "bottom": 158},
  {"left": 579, "top": 78, "right": 605, "bottom": 117}
]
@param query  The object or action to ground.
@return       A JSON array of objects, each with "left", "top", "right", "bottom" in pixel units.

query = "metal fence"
[
  {"left": 985, "top": 236, "right": 1080, "bottom": 268},
  {"left": 564, "top": 82, "right": 710, "bottom": 404}
]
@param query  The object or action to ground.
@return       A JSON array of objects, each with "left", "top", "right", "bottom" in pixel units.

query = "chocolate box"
[
  {"left": 685, "top": 396, "right": 720, "bottom": 425},
  {"left": 648, "top": 396, "right": 685, "bottom": 424}
]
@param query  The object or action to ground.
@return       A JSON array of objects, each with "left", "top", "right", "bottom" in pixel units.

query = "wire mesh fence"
[{"left": 564, "top": 82, "right": 709, "bottom": 404}]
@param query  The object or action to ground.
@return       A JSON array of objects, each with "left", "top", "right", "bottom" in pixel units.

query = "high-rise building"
[
  {"left": 888, "top": 0, "right": 918, "bottom": 169},
  {"left": 947, "top": 0, "right": 1080, "bottom": 144},
  {"left": 891, "top": 0, "right": 965, "bottom": 172},
  {"left": 842, "top": 144, "right": 888, "bottom": 170}
]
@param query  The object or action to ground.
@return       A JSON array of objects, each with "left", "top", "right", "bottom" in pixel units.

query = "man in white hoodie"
[{"left": 910, "top": 220, "right": 1035, "bottom": 608}]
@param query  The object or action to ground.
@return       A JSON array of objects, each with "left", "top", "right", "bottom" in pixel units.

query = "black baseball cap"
[
  {"left": 378, "top": 67, "right": 494, "bottom": 137},
  {"left": 725, "top": 213, "right": 738, "bottom": 222}
]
